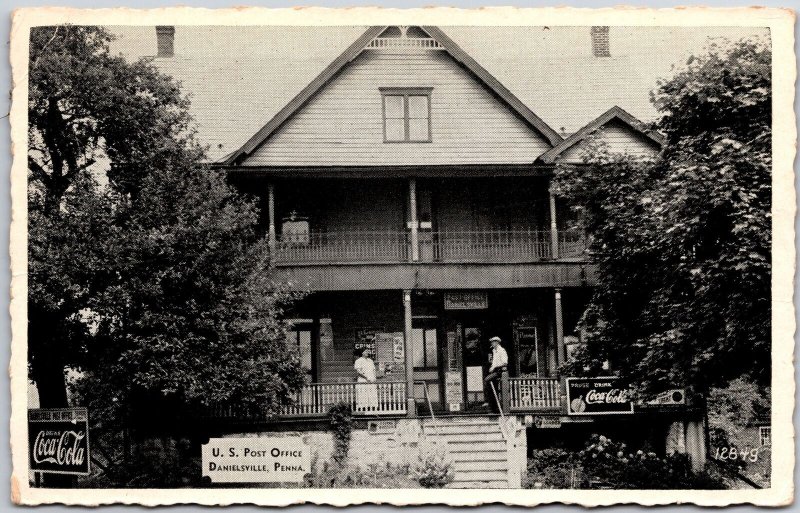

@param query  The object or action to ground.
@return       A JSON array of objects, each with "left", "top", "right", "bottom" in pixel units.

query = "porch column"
[
  {"left": 408, "top": 178, "right": 419, "bottom": 262},
  {"left": 403, "top": 290, "right": 416, "bottom": 416},
  {"left": 267, "top": 183, "right": 276, "bottom": 255},
  {"left": 549, "top": 187, "right": 559, "bottom": 259},
  {"left": 554, "top": 288, "right": 566, "bottom": 365}
]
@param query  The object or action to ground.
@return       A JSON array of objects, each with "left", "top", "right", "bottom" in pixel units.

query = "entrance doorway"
[
  {"left": 416, "top": 181, "right": 438, "bottom": 262},
  {"left": 444, "top": 317, "right": 490, "bottom": 412},
  {"left": 411, "top": 316, "right": 442, "bottom": 411}
]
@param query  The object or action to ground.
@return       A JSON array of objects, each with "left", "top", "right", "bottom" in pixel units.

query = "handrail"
[
  {"left": 415, "top": 380, "right": 442, "bottom": 438},
  {"left": 489, "top": 381, "right": 510, "bottom": 441},
  {"left": 273, "top": 228, "right": 587, "bottom": 264}
]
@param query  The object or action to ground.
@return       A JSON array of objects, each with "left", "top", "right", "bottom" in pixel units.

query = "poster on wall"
[
  {"left": 466, "top": 366, "right": 484, "bottom": 392},
  {"left": 375, "top": 332, "right": 404, "bottom": 376},
  {"left": 565, "top": 377, "right": 634, "bottom": 415},
  {"left": 354, "top": 328, "right": 379, "bottom": 356},
  {"left": 445, "top": 371, "right": 463, "bottom": 411}
]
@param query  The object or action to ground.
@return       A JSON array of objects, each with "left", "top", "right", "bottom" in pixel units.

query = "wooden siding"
[
  {"left": 320, "top": 291, "right": 404, "bottom": 383},
  {"left": 275, "top": 179, "right": 405, "bottom": 232},
  {"left": 243, "top": 49, "right": 551, "bottom": 166},
  {"left": 434, "top": 178, "right": 550, "bottom": 232},
  {"left": 558, "top": 120, "right": 660, "bottom": 163}
]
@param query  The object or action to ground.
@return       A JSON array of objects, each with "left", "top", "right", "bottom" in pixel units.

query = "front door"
[
  {"left": 416, "top": 181, "right": 438, "bottom": 262},
  {"left": 411, "top": 317, "right": 442, "bottom": 412},
  {"left": 461, "top": 324, "right": 487, "bottom": 409},
  {"left": 443, "top": 318, "right": 489, "bottom": 411}
]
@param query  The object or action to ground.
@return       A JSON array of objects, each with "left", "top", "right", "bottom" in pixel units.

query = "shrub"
[
  {"left": 413, "top": 442, "right": 455, "bottom": 488},
  {"left": 525, "top": 435, "right": 727, "bottom": 490},
  {"left": 526, "top": 449, "right": 582, "bottom": 489},
  {"left": 327, "top": 402, "right": 353, "bottom": 465},
  {"left": 578, "top": 434, "right": 725, "bottom": 489},
  {"left": 304, "top": 456, "right": 419, "bottom": 488}
]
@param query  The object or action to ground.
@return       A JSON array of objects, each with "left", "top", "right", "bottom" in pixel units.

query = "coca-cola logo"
[
  {"left": 585, "top": 388, "right": 631, "bottom": 404},
  {"left": 566, "top": 378, "right": 635, "bottom": 415},
  {"left": 32, "top": 429, "right": 86, "bottom": 467}
]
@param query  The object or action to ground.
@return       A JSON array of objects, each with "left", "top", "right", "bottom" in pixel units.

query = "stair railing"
[
  {"left": 490, "top": 381, "right": 511, "bottom": 441},
  {"left": 415, "top": 380, "right": 442, "bottom": 439}
]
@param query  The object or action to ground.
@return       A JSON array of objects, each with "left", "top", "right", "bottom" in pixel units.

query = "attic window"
[{"left": 381, "top": 88, "right": 432, "bottom": 143}]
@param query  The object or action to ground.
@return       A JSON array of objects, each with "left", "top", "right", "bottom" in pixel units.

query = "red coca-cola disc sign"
[{"left": 28, "top": 408, "right": 90, "bottom": 475}]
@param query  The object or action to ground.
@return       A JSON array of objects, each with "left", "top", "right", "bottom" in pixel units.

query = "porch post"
[
  {"left": 403, "top": 290, "right": 416, "bottom": 416},
  {"left": 267, "top": 183, "right": 276, "bottom": 255},
  {"left": 554, "top": 288, "right": 566, "bottom": 365},
  {"left": 549, "top": 187, "right": 559, "bottom": 259},
  {"left": 408, "top": 178, "right": 419, "bottom": 262}
]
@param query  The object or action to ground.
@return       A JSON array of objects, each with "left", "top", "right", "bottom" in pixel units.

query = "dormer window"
[{"left": 381, "top": 88, "right": 432, "bottom": 142}]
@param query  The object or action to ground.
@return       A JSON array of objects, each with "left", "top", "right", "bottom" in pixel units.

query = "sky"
[{"left": 107, "top": 25, "right": 769, "bottom": 161}]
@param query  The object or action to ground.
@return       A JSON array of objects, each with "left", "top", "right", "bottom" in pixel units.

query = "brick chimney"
[
  {"left": 591, "top": 26, "right": 610, "bottom": 57},
  {"left": 156, "top": 26, "right": 175, "bottom": 58}
]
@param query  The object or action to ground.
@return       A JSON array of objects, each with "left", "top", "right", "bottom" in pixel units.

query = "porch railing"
[
  {"left": 282, "top": 381, "right": 408, "bottom": 417},
  {"left": 276, "top": 231, "right": 409, "bottom": 263},
  {"left": 431, "top": 230, "right": 551, "bottom": 262},
  {"left": 274, "top": 229, "right": 586, "bottom": 264},
  {"left": 509, "top": 377, "right": 561, "bottom": 411}
]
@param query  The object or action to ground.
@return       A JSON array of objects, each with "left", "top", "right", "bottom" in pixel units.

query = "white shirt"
[
  {"left": 354, "top": 356, "right": 376, "bottom": 382},
  {"left": 490, "top": 344, "right": 508, "bottom": 372}
]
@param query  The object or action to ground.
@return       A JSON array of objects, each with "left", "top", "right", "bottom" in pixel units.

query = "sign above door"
[{"left": 444, "top": 291, "right": 488, "bottom": 310}]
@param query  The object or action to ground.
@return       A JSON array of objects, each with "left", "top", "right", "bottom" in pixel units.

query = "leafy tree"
[
  {"left": 28, "top": 25, "right": 198, "bottom": 407},
  {"left": 555, "top": 38, "right": 771, "bottom": 398},
  {"left": 28, "top": 24, "right": 305, "bottom": 432}
]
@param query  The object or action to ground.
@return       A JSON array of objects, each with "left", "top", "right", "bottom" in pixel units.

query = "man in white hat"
[{"left": 483, "top": 336, "right": 508, "bottom": 413}]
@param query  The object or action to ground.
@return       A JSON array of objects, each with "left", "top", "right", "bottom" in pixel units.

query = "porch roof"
[{"left": 219, "top": 163, "right": 555, "bottom": 178}]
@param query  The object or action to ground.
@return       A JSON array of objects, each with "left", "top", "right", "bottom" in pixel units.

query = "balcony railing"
[
  {"left": 282, "top": 381, "right": 408, "bottom": 417},
  {"left": 276, "top": 231, "right": 409, "bottom": 263},
  {"left": 509, "top": 377, "right": 561, "bottom": 411},
  {"left": 275, "top": 229, "right": 586, "bottom": 264},
  {"left": 430, "top": 230, "right": 551, "bottom": 262}
]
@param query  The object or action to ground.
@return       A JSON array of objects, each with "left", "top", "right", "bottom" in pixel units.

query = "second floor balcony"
[
  {"left": 274, "top": 228, "right": 586, "bottom": 265},
  {"left": 256, "top": 177, "right": 588, "bottom": 267}
]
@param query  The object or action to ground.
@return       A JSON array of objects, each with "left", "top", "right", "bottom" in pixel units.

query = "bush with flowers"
[
  {"left": 526, "top": 435, "right": 725, "bottom": 489},
  {"left": 578, "top": 434, "right": 724, "bottom": 489}
]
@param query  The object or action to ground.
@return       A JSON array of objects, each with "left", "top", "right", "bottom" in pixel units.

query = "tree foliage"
[
  {"left": 554, "top": 38, "right": 771, "bottom": 395},
  {"left": 28, "top": 25, "right": 305, "bottom": 426}
]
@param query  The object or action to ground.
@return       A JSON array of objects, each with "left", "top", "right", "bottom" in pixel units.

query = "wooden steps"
[{"left": 420, "top": 415, "right": 514, "bottom": 488}]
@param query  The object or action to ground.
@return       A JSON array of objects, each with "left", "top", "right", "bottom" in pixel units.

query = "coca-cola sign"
[
  {"left": 565, "top": 378, "right": 634, "bottom": 415},
  {"left": 28, "top": 408, "right": 90, "bottom": 475}
]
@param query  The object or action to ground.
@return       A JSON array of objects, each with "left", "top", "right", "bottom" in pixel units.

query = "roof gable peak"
[
  {"left": 365, "top": 26, "right": 445, "bottom": 51},
  {"left": 222, "top": 25, "right": 562, "bottom": 166},
  {"left": 537, "top": 105, "right": 665, "bottom": 164}
]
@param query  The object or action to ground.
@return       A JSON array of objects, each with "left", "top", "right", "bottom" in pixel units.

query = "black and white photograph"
[{"left": 9, "top": 6, "right": 795, "bottom": 506}]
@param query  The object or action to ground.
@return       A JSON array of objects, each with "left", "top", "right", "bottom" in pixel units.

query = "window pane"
[
  {"left": 425, "top": 329, "right": 438, "bottom": 367},
  {"left": 408, "top": 95, "right": 429, "bottom": 118},
  {"left": 409, "top": 118, "right": 429, "bottom": 141},
  {"left": 384, "top": 95, "right": 404, "bottom": 118},
  {"left": 412, "top": 328, "right": 424, "bottom": 367},
  {"left": 385, "top": 118, "right": 405, "bottom": 141}
]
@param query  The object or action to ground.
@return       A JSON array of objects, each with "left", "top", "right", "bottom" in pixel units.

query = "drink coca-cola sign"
[
  {"left": 565, "top": 378, "right": 634, "bottom": 415},
  {"left": 28, "top": 408, "right": 90, "bottom": 475}
]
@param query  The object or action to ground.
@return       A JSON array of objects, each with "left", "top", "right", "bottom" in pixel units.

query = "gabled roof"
[
  {"left": 222, "top": 26, "right": 563, "bottom": 166},
  {"left": 537, "top": 105, "right": 665, "bottom": 164}
]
